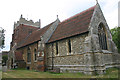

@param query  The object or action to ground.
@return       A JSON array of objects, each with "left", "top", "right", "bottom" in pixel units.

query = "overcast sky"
[{"left": 0, "top": 0, "right": 119, "bottom": 51}]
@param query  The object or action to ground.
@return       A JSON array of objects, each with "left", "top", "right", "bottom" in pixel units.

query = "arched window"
[
  {"left": 27, "top": 47, "right": 31, "bottom": 62},
  {"left": 34, "top": 49, "right": 37, "bottom": 61},
  {"left": 98, "top": 23, "right": 108, "bottom": 50}
]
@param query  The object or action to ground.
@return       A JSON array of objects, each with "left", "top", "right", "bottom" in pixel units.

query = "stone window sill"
[
  {"left": 102, "top": 50, "right": 112, "bottom": 53},
  {"left": 34, "top": 60, "right": 37, "bottom": 62},
  {"left": 67, "top": 52, "right": 73, "bottom": 55},
  {"left": 55, "top": 54, "right": 59, "bottom": 56},
  {"left": 27, "top": 62, "right": 31, "bottom": 64}
]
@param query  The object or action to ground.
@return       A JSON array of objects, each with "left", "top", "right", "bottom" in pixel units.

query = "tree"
[
  {"left": 110, "top": 27, "right": 120, "bottom": 53},
  {"left": 0, "top": 27, "right": 5, "bottom": 49},
  {"left": 2, "top": 55, "right": 8, "bottom": 66}
]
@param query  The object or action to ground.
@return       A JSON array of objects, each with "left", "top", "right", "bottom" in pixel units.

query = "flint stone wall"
[
  {"left": 46, "top": 33, "right": 88, "bottom": 72},
  {"left": 87, "top": 4, "right": 118, "bottom": 53}
]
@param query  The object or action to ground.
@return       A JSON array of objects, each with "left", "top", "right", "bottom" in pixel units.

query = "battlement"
[{"left": 14, "top": 15, "right": 41, "bottom": 29}]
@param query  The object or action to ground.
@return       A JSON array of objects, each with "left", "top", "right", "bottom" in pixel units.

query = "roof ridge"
[
  {"left": 59, "top": 5, "right": 96, "bottom": 25},
  {"left": 48, "top": 5, "right": 96, "bottom": 43}
]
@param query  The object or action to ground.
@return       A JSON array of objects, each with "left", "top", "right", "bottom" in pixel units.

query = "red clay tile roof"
[
  {"left": 48, "top": 5, "right": 96, "bottom": 43},
  {"left": 15, "top": 51, "right": 23, "bottom": 61},
  {"left": 17, "top": 21, "right": 55, "bottom": 48}
]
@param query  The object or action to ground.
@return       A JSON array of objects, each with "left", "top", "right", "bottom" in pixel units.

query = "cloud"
[{"left": 99, "top": 0, "right": 119, "bottom": 28}]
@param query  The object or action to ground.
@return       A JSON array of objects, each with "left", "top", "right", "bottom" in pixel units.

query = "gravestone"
[{"left": 2, "top": 66, "right": 7, "bottom": 72}]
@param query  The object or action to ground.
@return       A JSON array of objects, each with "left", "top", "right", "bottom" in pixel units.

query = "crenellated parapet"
[{"left": 14, "top": 15, "right": 41, "bottom": 29}]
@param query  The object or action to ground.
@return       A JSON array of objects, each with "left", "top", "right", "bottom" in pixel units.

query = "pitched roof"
[
  {"left": 17, "top": 21, "right": 55, "bottom": 48},
  {"left": 48, "top": 5, "right": 96, "bottom": 43}
]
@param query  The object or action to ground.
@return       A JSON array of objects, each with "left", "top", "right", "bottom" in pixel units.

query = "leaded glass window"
[{"left": 98, "top": 23, "right": 108, "bottom": 50}]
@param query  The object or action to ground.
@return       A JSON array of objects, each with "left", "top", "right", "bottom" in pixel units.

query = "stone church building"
[{"left": 8, "top": 3, "right": 120, "bottom": 75}]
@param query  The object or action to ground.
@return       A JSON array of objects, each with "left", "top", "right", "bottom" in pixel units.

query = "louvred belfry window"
[{"left": 98, "top": 23, "right": 108, "bottom": 50}]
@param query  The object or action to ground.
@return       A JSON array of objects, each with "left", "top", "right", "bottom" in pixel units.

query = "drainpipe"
[{"left": 52, "top": 44, "right": 54, "bottom": 70}]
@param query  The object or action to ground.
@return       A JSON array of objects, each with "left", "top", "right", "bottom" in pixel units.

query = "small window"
[
  {"left": 34, "top": 49, "right": 37, "bottom": 61},
  {"left": 27, "top": 47, "right": 31, "bottom": 62},
  {"left": 56, "top": 42, "right": 58, "bottom": 55},
  {"left": 68, "top": 39, "right": 71, "bottom": 53}
]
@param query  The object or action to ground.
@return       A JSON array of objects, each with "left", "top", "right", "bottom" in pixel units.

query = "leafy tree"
[
  {"left": 0, "top": 27, "right": 5, "bottom": 49},
  {"left": 110, "top": 27, "right": 120, "bottom": 53}
]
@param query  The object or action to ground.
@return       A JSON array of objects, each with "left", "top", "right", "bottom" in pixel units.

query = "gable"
[
  {"left": 48, "top": 5, "right": 96, "bottom": 43},
  {"left": 17, "top": 21, "right": 55, "bottom": 49},
  {"left": 85, "top": 3, "right": 118, "bottom": 53}
]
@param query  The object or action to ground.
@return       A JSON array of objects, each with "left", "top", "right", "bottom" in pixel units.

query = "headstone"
[{"left": 2, "top": 66, "right": 7, "bottom": 72}]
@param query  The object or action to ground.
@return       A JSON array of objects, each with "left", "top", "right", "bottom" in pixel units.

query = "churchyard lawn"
[
  {"left": 0, "top": 70, "right": 2, "bottom": 79},
  {"left": 2, "top": 68, "right": 119, "bottom": 78}
]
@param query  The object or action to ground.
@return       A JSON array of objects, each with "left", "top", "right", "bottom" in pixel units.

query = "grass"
[
  {"left": 2, "top": 68, "right": 119, "bottom": 78},
  {"left": 0, "top": 70, "right": 2, "bottom": 79}
]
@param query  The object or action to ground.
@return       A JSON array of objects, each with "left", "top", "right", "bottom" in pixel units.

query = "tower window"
[{"left": 98, "top": 23, "right": 108, "bottom": 50}]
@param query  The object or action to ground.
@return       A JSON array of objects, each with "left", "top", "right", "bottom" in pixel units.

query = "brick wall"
[{"left": 18, "top": 42, "right": 38, "bottom": 70}]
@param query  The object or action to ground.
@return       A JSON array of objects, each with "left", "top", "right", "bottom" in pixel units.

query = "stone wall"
[
  {"left": 87, "top": 4, "right": 118, "bottom": 53},
  {"left": 46, "top": 33, "right": 88, "bottom": 72},
  {"left": 112, "top": 53, "right": 120, "bottom": 67},
  {"left": 46, "top": 31, "right": 120, "bottom": 74},
  {"left": 81, "top": 52, "right": 119, "bottom": 75}
]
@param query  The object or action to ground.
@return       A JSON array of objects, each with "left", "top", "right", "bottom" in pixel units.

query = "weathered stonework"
[
  {"left": 87, "top": 4, "right": 118, "bottom": 53},
  {"left": 46, "top": 33, "right": 88, "bottom": 73},
  {"left": 8, "top": 3, "right": 120, "bottom": 75},
  {"left": 45, "top": 4, "right": 120, "bottom": 75},
  {"left": 14, "top": 15, "right": 40, "bottom": 29}
]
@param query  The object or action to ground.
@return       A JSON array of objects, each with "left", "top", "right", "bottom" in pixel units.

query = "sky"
[
  {"left": 0, "top": 0, "right": 119, "bottom": 51},
  {"left": 118, "top": 1, "right": 120, "bottom": 26}
]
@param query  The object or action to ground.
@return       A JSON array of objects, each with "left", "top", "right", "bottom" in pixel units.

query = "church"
[{"left": 8, "top": 3, "right": 120, "bottom": 75}]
